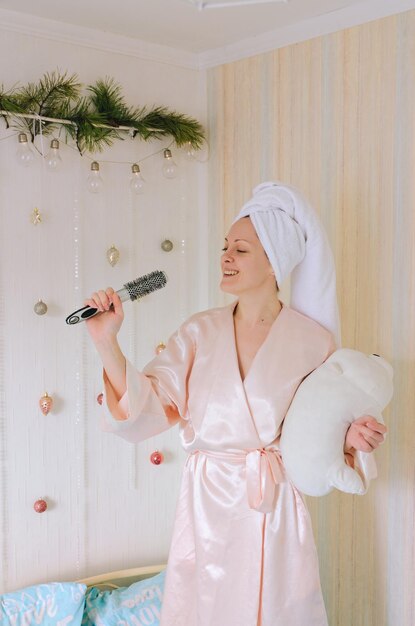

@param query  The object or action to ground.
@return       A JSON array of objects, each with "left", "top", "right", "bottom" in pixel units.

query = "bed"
[
  {"left": 1, "top": 564, "right": 167, "bottom": 625},
  {"left": 78, "top": 563, "right": 167, "bottom": 589}
]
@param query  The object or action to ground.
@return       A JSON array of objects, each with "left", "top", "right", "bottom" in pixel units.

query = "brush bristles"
[{"left": 124, "top": 270, "right": 167, "bottom": 301}]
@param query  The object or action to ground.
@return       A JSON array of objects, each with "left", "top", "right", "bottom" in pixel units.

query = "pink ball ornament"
[
  {"left": 34, "top": 499, "right": 48, "bottom": 513},
  {"left": 39, "top": 392, "right": 53, "bottom": 415},
  {"left": 150, "top": 450, "right": 164, "bottom": 465}
]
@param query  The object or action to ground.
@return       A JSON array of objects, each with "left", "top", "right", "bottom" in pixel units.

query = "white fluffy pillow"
[{"left": 279, "top": 349, "right": 393, "bottom": 496}]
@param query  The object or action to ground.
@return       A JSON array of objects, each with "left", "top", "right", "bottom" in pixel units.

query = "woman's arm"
[
  {"left": 94, "top": 336, "right": 127, "bottom": 405},
  {"left": 84, "top": 287, "right": 127, "bottom": 408}
]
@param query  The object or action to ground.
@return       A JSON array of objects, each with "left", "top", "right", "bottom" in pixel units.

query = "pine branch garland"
[
  {"left": 12, "top": 71, "right": 82, "bottom": 139},
  {"left": 88, "top": 78, "right": 145, "bottom": 128},
  {"left": 0, "top": 85, "right": 23, "bottom": 128},
  {"left": 0, "top": 71, "right": 205, "bottom": 154}
]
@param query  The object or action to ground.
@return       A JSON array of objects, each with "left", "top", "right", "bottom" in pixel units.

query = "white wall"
[{"left": 0, "top": 27, "right": 208, "bottom": 592}]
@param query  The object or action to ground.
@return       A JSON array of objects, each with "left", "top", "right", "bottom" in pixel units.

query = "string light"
[
  {"left": 16, "top": 133, "right": 34, "bottom": 167},
  {"left": 130, "top": 163, "right": 145, "bottom": 194},
  {"left": 6, "top": 122, "right": 205, "bottom": 190},
  {"left": 86, "top": 161, "right": 104, "bottom": 193},
  {"left": 183, "top": 141, "right": 196, "bottom": 160},
  {"left": 162, "top": 148, "right": 178, "bottom": 179},
  {"left": 45, "top": 139, "right": 62, "bottom": 171}
]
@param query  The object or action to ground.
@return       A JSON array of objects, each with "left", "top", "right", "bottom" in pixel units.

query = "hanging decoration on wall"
[
  {"left": 150, "top": 450, "right": 164, "bottom": 465},
  {"left": 33, "top": 498, "right": 48, "bottom": 513},
  {"left": 161, "top": 239, "right": 174, "bottom": 252},
  {"left": 39, "top": 392, "right": 53, "bottom": 415},
  {"left": 16, "top": 132, "right": 35, "bottom": 166},
  {"left": 161, "top": 148, "right": 178, "bottom": 179},
  {"left": 87, "top": 161, "right": 104, "bottom": 194},
  {"left": 96, "top": 393, "right": 103, "bottom": 405},
  {"left": 155, "top": 342, "right": 166, "bottom": 354},
  {"left": 0, "top": 71, "right": 205, "bottom": 155},
  {"left": 33, "top": 300, "right": 48, "bottom": 315},
  {"left": 130, "top": 163, "right": 145, "bottom": 195},
  {"left": 106, "top": 244, "right": 120, "bottom": 267},
  {"left": 45, "top": 139, "right": 63, "bottom": 172},
  {"left": 31, "top": 207, "right": 42, "bottom": 225}
]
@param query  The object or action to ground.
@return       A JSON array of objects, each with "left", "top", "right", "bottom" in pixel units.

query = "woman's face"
[{"left": 220, "top": 217, "right": 275, "bottom": 295}]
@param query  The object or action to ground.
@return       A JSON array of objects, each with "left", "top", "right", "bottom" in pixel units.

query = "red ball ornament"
[
  {"left": 34, "top": 499, "right": 48, "bottom": 513},
  {"left": 150, "top": 450, "right": 164, "bottom": 465},
  {"left": 97, "top": 393, "right": 103, "bottom": 405}
]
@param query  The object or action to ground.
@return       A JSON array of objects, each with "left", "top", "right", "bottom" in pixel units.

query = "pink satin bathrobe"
[{"left": 102, "top": 301, "right": 363, "bottom": 626}]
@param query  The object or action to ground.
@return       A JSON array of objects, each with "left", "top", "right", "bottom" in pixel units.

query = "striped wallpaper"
[{"left": 207, "top": 10, "right": 415, "bottom": 626}]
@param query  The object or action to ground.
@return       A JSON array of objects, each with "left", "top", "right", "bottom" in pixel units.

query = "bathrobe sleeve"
[{"left": 101, "top": 318, "right": 195, "bottom": 443}]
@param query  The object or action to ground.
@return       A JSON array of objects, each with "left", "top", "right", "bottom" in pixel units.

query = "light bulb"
[
  {"left": 130, "top": 163, "right": 145, "bottom": 194},
  {"left": 45, "top": 139, "right": 62, "bottom": 171},
  {"left": 162, "top": 149, "right": 178, "bottom": 179},
  {"left": 184, "top": 141, "right": 196, "bottom": 160},
  {"left": 16, "top": 133, "right": 34, "bottom": 167},
  {"left": 87, "top": 161, "right": 104, "bottom": 193}
]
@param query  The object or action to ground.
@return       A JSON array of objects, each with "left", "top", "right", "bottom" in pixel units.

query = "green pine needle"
[{"left": 0, "top": 71, "right": 205, "bottom": 154}]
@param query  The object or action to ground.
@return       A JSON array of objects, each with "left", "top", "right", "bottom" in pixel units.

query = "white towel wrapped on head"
[{"left": 233, "top": 181, "right": 341, "bottom": 347}]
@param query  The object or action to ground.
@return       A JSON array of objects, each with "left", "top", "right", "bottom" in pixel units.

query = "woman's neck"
[{"left": 233, "top": 294, "right": 282, "bottom": 328}]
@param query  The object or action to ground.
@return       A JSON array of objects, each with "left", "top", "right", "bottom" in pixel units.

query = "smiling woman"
[
  {"left": 220, "top": 218, "right": 277, "bottom": 297},
  {"left": 85, "top": 180, "right": 386, "bottom": 626}
]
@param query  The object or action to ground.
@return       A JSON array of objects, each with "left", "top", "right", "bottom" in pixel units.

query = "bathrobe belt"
[{"left": 187, "top": 447, "right": 286, "bottom": 513}]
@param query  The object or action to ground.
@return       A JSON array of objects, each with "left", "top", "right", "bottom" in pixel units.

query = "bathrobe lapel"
[{"left": 197, "top": 303, "right": 262, "bottom": 448}]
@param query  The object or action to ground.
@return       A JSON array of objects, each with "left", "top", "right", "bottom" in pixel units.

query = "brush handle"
[{"left": 65, "top": 288, "right": 129, "bottom": 325}]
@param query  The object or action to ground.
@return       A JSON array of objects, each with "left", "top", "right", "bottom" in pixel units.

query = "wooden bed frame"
[{"left": 78, "top": 564, "right": 166, "bottom": 590}]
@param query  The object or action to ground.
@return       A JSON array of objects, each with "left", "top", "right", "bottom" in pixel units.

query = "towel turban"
[{"left": 233, "top": 181, "right": 341, "bottom": 347}]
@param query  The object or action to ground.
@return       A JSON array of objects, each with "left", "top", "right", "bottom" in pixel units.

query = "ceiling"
[{"left": 0, "top": 0, "right": 374, "bottom": 54}]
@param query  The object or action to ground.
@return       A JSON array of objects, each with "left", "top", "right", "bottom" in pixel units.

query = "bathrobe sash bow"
[{"left": 187, "top": 447, "right": 285, "bottom": 513}]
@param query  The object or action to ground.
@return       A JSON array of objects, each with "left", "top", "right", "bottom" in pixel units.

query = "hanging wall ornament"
[
  {"left": 39, "top": 392, "right": 53, "bottom": 415},
  {"left": 150, "top": 450, "right": 164, "bottom": 465},
  {"left": 107, "top": 244, "right": 120, "bottom": 267},
  {"left": 161, "top": 239, "right": 174, "bottom": 252},
  {"left": 34, "top": 299, "right": 48, "bottom": 315},
  {"left": 31, "top": 208, "right": 42, "bottom": 225},
  {"left": 96, "top": 393, "right": 103, "bottom": 405},
  {"left": 155, "top": 342, "right": 166, "bottom": 354},
  {"left": 33, "top": 498, "right": 48, "bottom": 513},
  {"left": 183, "top": 141, "right": 196, "bottom": 161}
]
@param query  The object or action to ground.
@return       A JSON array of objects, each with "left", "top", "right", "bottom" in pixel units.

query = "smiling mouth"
[{"left": 223, "top": 270, "right": 239, "bottom": 276}]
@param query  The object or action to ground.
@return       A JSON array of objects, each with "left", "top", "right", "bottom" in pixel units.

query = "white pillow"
[{"left": 279, "top": 349, "right": 393, "bottom": 496}]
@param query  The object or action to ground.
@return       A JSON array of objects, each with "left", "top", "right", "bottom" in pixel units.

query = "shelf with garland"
[
  {"left": 1, "top": 70, "right": 206, "bottom": 193},
  {"left": 0, "top": 71, "right": 205, "bottom": 153}
]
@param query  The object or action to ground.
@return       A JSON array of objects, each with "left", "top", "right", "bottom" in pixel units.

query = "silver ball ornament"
[
  {"left": 34, "top": 300, "right": 48, "bottom": 315},
  {"left": 107, "top": 244, "right": 120, "bottom": 267}
]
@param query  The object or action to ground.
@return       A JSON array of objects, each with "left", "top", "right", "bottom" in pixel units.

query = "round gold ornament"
[
  {"left": 34, "top": 300, "right": 48, "bottom": 315},
  {"left": 161, "top": 239, "right": 174, "bottom": 252},
  {"left": 107, "top": 244, "right": 120, "bottom": 267},
  {"left": 39, "top": 392, "right": 53, "bottom": 415}
]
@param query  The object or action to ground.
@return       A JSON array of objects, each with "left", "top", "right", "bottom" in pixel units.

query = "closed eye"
[{"left": 222, "top": 248, "right": 247, "bottom": 253}]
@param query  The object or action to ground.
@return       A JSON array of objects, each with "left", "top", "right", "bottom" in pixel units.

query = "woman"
[{"left": 85, "top": 182, "right": 386, "bottom": 626}]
